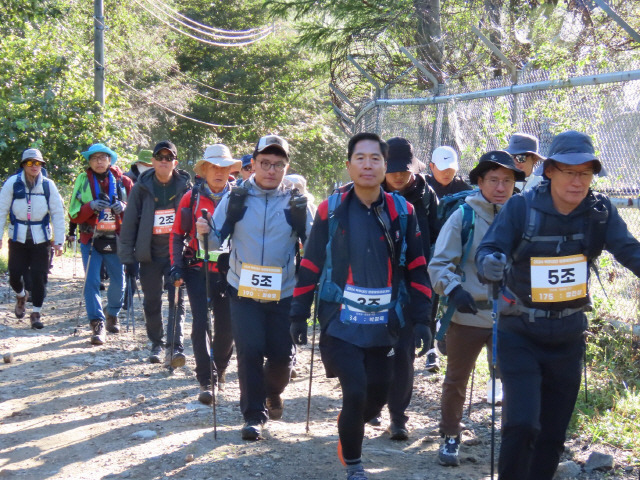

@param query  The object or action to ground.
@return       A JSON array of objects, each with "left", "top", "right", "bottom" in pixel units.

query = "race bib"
[
  {"left": 531, "top": 254, "right": 587, "bottom": 302},
  {"left": 238, "top": 264, "right": 282, "bottom": 301},
  {"left": 153, "top": 209, "right": 175, "bottom": 234},
  {"left": 339, "top": 285, "right": 392, "bottom": 324},
  {"left": 96, "top": 211, "right": 116, "bottom": 232}
]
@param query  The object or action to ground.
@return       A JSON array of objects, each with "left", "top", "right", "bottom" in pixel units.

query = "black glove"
[
  {"left": 111, "top": 200, "right": 124, "bottom": 215},
  {"left": 169, "top": 265, "right": 183, "bottom": 284},
  {"left": 481, "top": 252, "right": 507, "bottom": 282},
  {"left": 226, "top": 187, "right": 249, "bottom": 225},
  {"left": 290, "top": 318, "right": 308, "bottom": 345},
  {"left": 125, "top": 263, "right": 139, "bottom": 278},
  {"left": 448, "top": 285, "right": 479, "bottom": 314},
  {"left": 90, "top": 199, "right": 110, "bottom": 211},
  {"left": 414, "top": 323, "right": 433, "bottom": 357},
  {"left": 289, "top": 193, "right": 308, "bottom": 241}
]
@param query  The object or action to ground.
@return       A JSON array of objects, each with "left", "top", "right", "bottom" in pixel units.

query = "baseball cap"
[
  {"left": 254, "top": 134, "right": 289, "bottom": 159},
  {"left": 431, "top": 146, "right": 459, "bottom": 170},
  {"left": 241, "top": 154, "right": 253, "bottom": 168},
  {"left": 543, "top": 130, "right": 602, "bottom": 173},
  {"left": 386, "top": 137, "right": 419, "bottom": 174},
  {"left": 469, "top": 150, "right": 526, "bottom": 185},
  {"left": 21, "top": 148, "right": 45, "bottom": 164},
  {"left": 153, "top": 140, "right": 178, "bottom": 158}
]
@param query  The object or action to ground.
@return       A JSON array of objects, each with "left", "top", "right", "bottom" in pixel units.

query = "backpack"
[
  {"left": 9, "top": 173, "right": 52, "bottom": 241},
  {"left": 317, "top": 188, "right": 410, "bottom": 327}
]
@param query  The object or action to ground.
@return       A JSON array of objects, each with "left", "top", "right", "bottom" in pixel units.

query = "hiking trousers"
[
  {"left": 497, "top": 312, "right": 586, "bottom": 480},
  {"left": 80, "top": 242, "right": 124, "bottom": 322},
  {"left": 387, "top": 321, "right": 414, "bottom": 425},
  {"left": 8, "top": 239, "right": 50, "bottom": 308}
]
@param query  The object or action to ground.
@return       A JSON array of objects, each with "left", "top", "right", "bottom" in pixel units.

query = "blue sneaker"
[{"left": 347, "top": 467, "right": 368, "bottom": 480}]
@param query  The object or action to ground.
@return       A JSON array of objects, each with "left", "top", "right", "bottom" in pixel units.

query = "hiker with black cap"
[
  {"left": 119, "top": 141, "right": 191, "bottom": 365},
  {"left": 69, "top": 143, "right": 133, "bottom": 345},
  {"left": 236, "top": 153, "right": 253, "bottom": 187},
  {"left": 0, "top": 148, "right": 65, "bottom": 329},
  {"left": 428, "top": 150, "right": 524, "bottom": 466},
  {"left": 170, "top": 144, "right": 240, "bottom": 405},
  {"left": 196, "top": 134, "right": 313, "bottom": 440},
  {"left": 504, "top": 132, "right": 544, "bottom": 192},
  {"left": 289, "top": 133, "right": 433, "bottom": 480},
  {"left": 476, "top": 130, "right": 640, "bottom": 480},
  {"left": 367, "top": 136, "right": 439, "bottom": 440}
]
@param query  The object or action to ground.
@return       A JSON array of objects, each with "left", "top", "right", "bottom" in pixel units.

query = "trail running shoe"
[{"left": 438, "top": 435, "right": 461, "bottom": 466}]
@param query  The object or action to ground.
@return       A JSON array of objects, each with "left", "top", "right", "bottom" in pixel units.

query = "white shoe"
[{"left": 486, "top": 379, "right": 503, "bottom": 404}]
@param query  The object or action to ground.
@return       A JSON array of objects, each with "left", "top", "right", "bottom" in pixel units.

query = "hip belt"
[{"left": 513, "top": 305, "right": 585, "bottom": 322}]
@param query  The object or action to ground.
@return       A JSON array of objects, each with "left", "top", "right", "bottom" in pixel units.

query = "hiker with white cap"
[
  {"left": 119, "top": 141, "right": 191, "bottom": 365},
  {"left": 476, "top": 130, "right": 640, "bottom": 479},
  {"left": 196, "top": 134, "right": 314, "bottom": 440},
  {"left": 69, "top": 143, "right": 133, "bottom": 345},
  {"left": 504, "top": 132, "right": 545, "bottom": 192},
  {"left": 427, "top": 146, "right": 472, "bottom": 199},
  {"left": 0, "top": 148, "right": 65, "bottom": 329},
  {"left": 170, "top": 144, "right": 240, "bottom": 404}
]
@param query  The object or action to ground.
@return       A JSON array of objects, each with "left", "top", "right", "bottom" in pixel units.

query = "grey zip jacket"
[
  {"left": 205, "top": 176, "right": 314, "bottom": 299},
  {"left": 428, "top": 190, "right": 504, "bottom": 329}
]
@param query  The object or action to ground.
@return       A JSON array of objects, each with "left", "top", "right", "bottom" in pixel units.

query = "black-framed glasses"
[
  {"left": 553, "top": 165, "right": 594, "bottom": 181},
  {"left": 154, "top": 154, "right": 175, "bottom": 162},
  {"left": 259, "top": 160, "right": 286, "bottom": 172},
  {"left": 513, "top": 154, "right": 528, "bottom": 164},
  {"left": 23, "top": 160, "right": 44, "bottom": 167}
]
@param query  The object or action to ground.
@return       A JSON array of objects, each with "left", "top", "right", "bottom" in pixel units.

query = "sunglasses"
[
  {"left": 23, "top": 160, "right": 44, "bottom": 167},
  {"left": 154, "top": 154, "right": 175, "bottom": 162},
  {"left": 241, "top": 165, "right": 252, "bottom": 171},
  {"left": 513, "top": 154, "right": 528, "bottom": 164}
]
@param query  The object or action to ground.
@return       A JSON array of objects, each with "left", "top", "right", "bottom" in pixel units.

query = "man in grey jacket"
[
  {"left": 119, "top": 140, "right": 191, "bottom": 365},
  {"left": 196, "top": 134, "right": 314, "bottom": 440},
  {"left": 428, "top": 151, "right": 524, "bottom": 467}
]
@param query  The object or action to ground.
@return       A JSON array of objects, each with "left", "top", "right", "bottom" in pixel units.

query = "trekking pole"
[
  {"left": 168, "top": 284, "right": 180, "bottom": 373},
  {"left": 125, "top": 276, "right": 133, "bottom": 333},
  {"left": 305, "top": 292, "right": 319, "bottom": 433},
  {"left": 584, "top": 349, "right": 588, "bottom": 403},
  {"left": 201, "top": 208, "right": 217, "bottom": 440},
  {"left": 467, "top": 365, "right": 475, "bottom": 418},
  {"left": 490, "top": 275, "right": 500, "bottom": 480}
]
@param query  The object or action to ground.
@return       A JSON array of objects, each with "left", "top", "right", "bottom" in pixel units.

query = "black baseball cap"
[{"left": 153, "top": 140, "right": 178, "bottom": 158}]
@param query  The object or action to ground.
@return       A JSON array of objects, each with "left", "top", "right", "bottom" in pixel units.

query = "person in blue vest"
[
  {"left": 0, "top": 148, "right": 65, "bottom": 328},
  {"left": 289, "top": 132, "right": 433, "bottom": 480},
  {"left": 476, "top": 130, "right": 640, "bottom": 480}
]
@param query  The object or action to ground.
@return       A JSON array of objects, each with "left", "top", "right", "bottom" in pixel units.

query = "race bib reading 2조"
[
  {"left": 530, "top": 254, "right": 587, "bottom": 302},
  {"left": 153, "top": 209, "right": 175, "bottom": 234},
  {"left": 238, "top": 264, "right": 283, "bottom": 301},
  {"left": 340, "top": 285, "right": 392, "bottom": 324}
]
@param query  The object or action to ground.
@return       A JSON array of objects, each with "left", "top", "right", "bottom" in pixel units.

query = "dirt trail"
[{"left": 0, "top": 255, "right": 636, "bottom": 479}]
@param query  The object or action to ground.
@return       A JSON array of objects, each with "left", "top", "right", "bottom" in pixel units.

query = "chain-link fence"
[{"left": 341, "top": 61, "right": 640, "bottom": 325}]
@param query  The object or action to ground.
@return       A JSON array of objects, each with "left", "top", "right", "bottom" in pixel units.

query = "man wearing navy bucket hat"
[
  {"left": 69, "top": 143, "right": 133, "bottom": 345},
  {"left": 476, "top": 130, "right": 640, "bottom": 480}
]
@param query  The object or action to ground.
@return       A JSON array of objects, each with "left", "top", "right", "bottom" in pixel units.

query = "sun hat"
[
  {"left": 81, "top": 143, "right": 118, "bottom": 165},
  {"left": 505, "top": 133, "right": 544, "bottom": 161},
  {"left": 21, "top": 148, "right": 45, "bottom": 164},
  {"left": 193, "top": 144, "right": 242, "bottom": 176},
  {"left": 135, "top": 149, "right": 154, "bottom": 166},
  {"left": 469, "top": 150, "right": 526, "bottom": 185},
  {"left": 431, "top": 146, "right": 459, "bottom": 170},
  {"left": 543, "top": 130, "right": 602, "bottom": 174}
]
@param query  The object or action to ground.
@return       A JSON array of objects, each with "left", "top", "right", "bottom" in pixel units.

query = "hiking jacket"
[
  {"left": 428, "top": 191, "right": 502, "bottom": 329},
  {"left": 0, "top": 172, "right": 65, "bottom": 245},
  {"left": 290, "top": 186, "right": 433, "bottom": 346},
  {"left": 426, "top": 174, "right": 472, "bottom": 199},
  {"left": 68, "top": 166, "right": 133, "bottom": 244},
  {"left": 476, "top": 183, "right": 640, "bottom": 311},
  {"left": 118, "top": 168, "right": 191, "bottom": 264},
  {"left": 205, "top": 177, "right": 314, "bottom": 298}
]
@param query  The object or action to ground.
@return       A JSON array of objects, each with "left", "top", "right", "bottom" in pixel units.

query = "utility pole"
[{"left": 94, "top": 0, "right": 105, "bottom": 107}]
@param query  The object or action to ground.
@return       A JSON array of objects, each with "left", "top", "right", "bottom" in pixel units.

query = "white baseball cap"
[{"left": 431, "top": 146, "right": 459, "bottom": 170}]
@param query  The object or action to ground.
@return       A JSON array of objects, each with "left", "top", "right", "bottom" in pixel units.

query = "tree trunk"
[{"left": 414, "top": 0, "right": 443, "bottom": 85}]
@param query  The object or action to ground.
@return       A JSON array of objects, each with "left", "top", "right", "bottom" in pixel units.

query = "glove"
[
  {"left": 481, "top": 252, "right": 507, "bottom": 282},
  {"left": 90, "top": 199, "right": 110, "bottom": 211},
  {"left": 448, "top": 285, "right": 479, "bottom": 314},
  {"left": 289, "top": 193, "right": 308, "bottom": 241},
  {"left": 290, "top": 319, "right": 308, "bottom": 345},
  {"left": 225, "top": 187, "right": 249, "bottom": 225},
  {"left": 414, "top": 323, "right": 433, "bottom": 357},
  {"left": 125, "top": 263, "right": 139, "bottom": 278},
  {"left": 169, "top": 265, "right": 183, "bottom": 284},
  {"left": 111, "top": 200, "right": 123, "bottom": 215}
]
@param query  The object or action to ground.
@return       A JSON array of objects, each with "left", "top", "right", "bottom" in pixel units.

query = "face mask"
[{"left": 137, "top": 164, "right": 152, "bottom": 174}]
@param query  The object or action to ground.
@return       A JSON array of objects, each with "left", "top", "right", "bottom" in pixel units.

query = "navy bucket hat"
[
  {"left": 505, "top": 133, "right": 543, "bottom": 160},
  {"left": 469, "top": 150, "right": 526, "bottom": 185},
  {"left": 543, "top": 130, "right": 602, "bottom": 174}
]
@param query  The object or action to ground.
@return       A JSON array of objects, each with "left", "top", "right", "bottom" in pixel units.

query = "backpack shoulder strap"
[
  {"left": 457, "top": 203, "right": 476, "bottom": 281},
  {"left": 390, "top": 192, "right": 409, "bottom": 267}
]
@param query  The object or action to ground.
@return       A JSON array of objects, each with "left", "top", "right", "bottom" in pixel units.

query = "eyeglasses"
[
  {"left": 554, "top": 165, "right": 594, "bottom": 181},
  {"left": 23, "top": 160, "right": 44, "bottom": 167},
  {"left": 154, "top": 154, "right": 175, "bottom": 162},
  {"left": 242, "top": 165, "right": 252, "bottom": 171},
  {"left": 89, "top": 154, "right": 110, "bottom": 162},
  {"left": 484, "top": 177, "right": 515, "bottom": 187},
  {"left": 513, "top": 154, "right": 528, "bottom": 164},
  {"left": 259, "top": 160, "right": 286, "bottom": 172}
]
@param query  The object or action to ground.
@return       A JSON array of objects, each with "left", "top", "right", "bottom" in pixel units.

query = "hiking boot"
[
  {"left": 241, "top": 420, "right": 262, "bottom": 441},
  {"left": 105, "top": 314, "right": 120, "bottom": 334},
  {"left": 367, "top": 415, "right": 382, "bottom": 427},
  {"left": 425, "top": 349, "right": 440, "bottom": 372},
  {"left": 486, "top": 378, "right": 503, "bottom": 405},
  {"left": 90, "top": 320, "right": 106, "bottom": 345},
  {"left": 164, "top": 348, "right": 186, "bottom": 369},
  {"left": 15, "top": 293, "right": 28, "bottom": 319},
  {"left": 387, "top": 420, "right": 409, "bottom": 441},
  {"left": 346, "top": 466, "right": 368, "bottom": 480},
  {"left": 438, "top": 435, "right": 461, "bottom": 466},
  {"left": 198, "top": 385, "right": 216, "bottom": 405},
  {"left": 29, "top": 312, "right": 44, "bottom": 330},
  {"left": 149, "top": 344, "right": 162, "bottom": 364},
  {"left": 266, "top": 395, "right": 284, "bottom": 420}
]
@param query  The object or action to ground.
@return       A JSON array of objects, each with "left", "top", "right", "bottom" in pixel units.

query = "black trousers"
[
  {"left": 9, "top": 239, "right": 50, "bottom": 308},
  {"left": 387, "top": 322, "right": 415, "bottom": 424}
]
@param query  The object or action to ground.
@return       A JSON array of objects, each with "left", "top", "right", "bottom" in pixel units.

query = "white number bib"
[
  {"left": 339, "top": 285, "right": 392, "bottom": 325},
  {"left": 531, "top": 254, "right": 587, "bottom": 302},
  {"left": 153, "top": 209, "right": 175, "bottom": 234},
  {"left": 238, "top": 264, "right": 282, "bottom": 301},
  {"left": 96, "top": 211, "right": 116, "bottom": 232}
]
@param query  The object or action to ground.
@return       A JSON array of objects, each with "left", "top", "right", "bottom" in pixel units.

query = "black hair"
[
  {"left": 253, "top": 145, "right": 288, "bottom": 160},
  {"left": 347, "top": 132, "right": 388, "bottom": 161}
]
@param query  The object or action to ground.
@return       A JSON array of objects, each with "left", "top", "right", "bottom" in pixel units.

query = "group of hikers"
[{"left": 2, "top": 129, "right": 639, "bottom": 480}]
